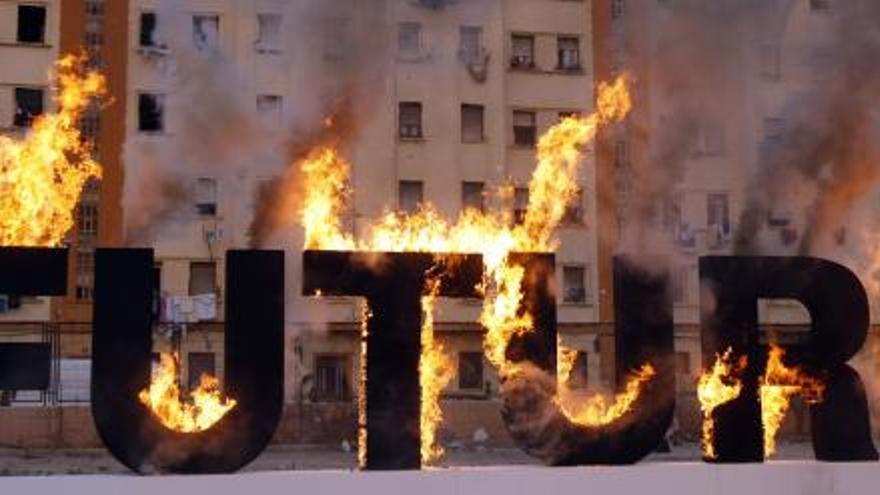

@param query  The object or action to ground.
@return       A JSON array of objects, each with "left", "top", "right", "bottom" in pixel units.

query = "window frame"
[
  {"left": 137, "top": 92, "right": 165, "bottom": 133},
  {"left": 461, "top": 103, "right": 485, "bottom": 143},
  {"left": 562, "top": 264, "right": 588, "bottom": 305},
  {"left": 457, "top": 351, "right": 484, "bottom": 391},
  {"left": 398, "top": 180, "right": 424, "bottom": 214},
  {"left": 512, "top": 110, "right": 537, "bottom": 147},
  {"left": 398, "top": 102, "right": 423, "bottom": 139},
  {"left": 16, "top": 3, "right": 47, "bottom": 45},
  {"left": 12, "top": 86, "right": 45, "bottom": 128},
  {"left": 510, "top": 34, "right": 535, "bottom": 69}
]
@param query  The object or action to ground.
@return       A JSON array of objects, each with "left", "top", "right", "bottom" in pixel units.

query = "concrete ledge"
[{"left": 1, "top": 462, "right": 879, "bottom": 494}]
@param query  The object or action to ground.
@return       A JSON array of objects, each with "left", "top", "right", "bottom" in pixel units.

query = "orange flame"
[
  {"left": 760, "top": 345, "right": 824, "bottom": 457},
  {"left": 0, "top": 54, "right": 105, "bottom": 247},
  {"left": 697, "top": 347, "right": 746, "bottom": 459},
  {"left": 357, "top": 301, "right": 371, "bottom": 468},
  {"left": 301, "top": 75, "right": 640, "bottom": 462},
  {"left": 138, "top": 352, "right": 237, "bottom": 433},
  {"left": 556, "top": 361, "right": 656, "bottom": 427},
  {"left": 420, "top": 278, "right": 454, "bottom": 465}
]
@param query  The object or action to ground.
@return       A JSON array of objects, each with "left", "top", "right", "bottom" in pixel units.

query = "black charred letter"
[
  {"left": 501, "top": 255, "right": 675, "bottom": 465},
  {"left": 302, "top": 251, "right": 482, "bottom": 470},
  {"left": 0, "top": 248, "right": 66, "bottom": 393},
  {"left": 700, "top": 256, "right": 877, "bottom": 463},
  {"left": 92, "top": 249, "right": 285, "bottom": 474}
]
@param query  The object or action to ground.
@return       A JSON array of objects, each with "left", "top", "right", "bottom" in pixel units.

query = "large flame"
[
  {"left": 697, "top": 347, "right": 746, "bottom": 459},
  {"left": 759, "top": 345, "right": 824, "bottom": 457},
  {"left": 0, "top": 54, "right": 105, "bottom": 247},
  {"left": 420, "top": 278, "right": 454, "bottom": 465},
  {"left": 697, "top": 345, "right": 823, "bottom": 459},
  {"left": 301, "top": 76, "right": 643, "bottom": 463},
  {"left": 138, "top": 352, "right": 237, "bottom": 433}
]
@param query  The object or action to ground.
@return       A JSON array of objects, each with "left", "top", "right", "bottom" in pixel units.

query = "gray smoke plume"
[
  {"left": 122, "top": 0, "right": 390, "bottom": 245},
  {"left": 617, "top": 0, "right": 880, "bottom": 436}
]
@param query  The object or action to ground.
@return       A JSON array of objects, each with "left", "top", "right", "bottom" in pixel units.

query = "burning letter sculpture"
[
  {"left": 500, "top": 255, "right": 675, "bottom": 465},
  {"left": 700, "top": 256, "right": 878, "bottom": 462},
  {"left": 91, "top": 249, "right": 284, "bottom": 473},
  {"left": 302, "top": 250, "right": 483, "bottom": 470}
]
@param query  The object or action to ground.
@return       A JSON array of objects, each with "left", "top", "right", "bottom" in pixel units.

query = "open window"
[
  {"left": 399, "top": 102, "right": 423, "bottom": 139},
  {"left": 461, "top": 104, "right": 484, "bottom": 143},
  {"left": 194, "top": 178, "right": 218, "bottom": 216},
  {"left": 13, "top": 87, "right": 44, "bottom": 127},
  {"left": 138, "top": 93, "right": 164, "bottom": 132},
  {"left": 398, "top": 180, "right": 423, "bottom": 214},
  {"left": 256, "top": 13, "right": 281, "bottom": 53},
  {"left": 17, "top": 4, "right": 46, "bottom": 44}
]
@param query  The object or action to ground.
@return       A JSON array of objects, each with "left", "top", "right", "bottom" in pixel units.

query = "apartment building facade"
[{"left": 121, "top": 0, "right": 605, "bottom": 441}]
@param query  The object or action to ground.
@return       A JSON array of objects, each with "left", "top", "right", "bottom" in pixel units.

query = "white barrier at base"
[{"left": 1, "top": 462, "right": 878, "bottom": 495}]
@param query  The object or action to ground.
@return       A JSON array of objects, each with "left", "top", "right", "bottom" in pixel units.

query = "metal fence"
[{"left": 0, "top": 322, "right": 92, "bottom": 406}]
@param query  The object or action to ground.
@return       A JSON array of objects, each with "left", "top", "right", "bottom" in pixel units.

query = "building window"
[
  {"left": 557, "top": 37, "right": 581, "bottom": 70},
  {"left": 187, "top": 352, "right": 216, "bottom": 390},
  {"left": 139, "top": 12, "right": 157, "bottom": 47},
  {"left": 458, "top": 352, "right": 484, "bottom": 390},
  {"left": 810, "top": 0, "right": 830, "bottom": 12},
  {"left": 188, "top": 262, "right": 216, "bottom": 296},
  {"left": 611, "top": 0, "right": 626, "bottom": 19},
  {"left": 257, "top": 94, "right": 283, "bottom": 123},
  {"left": 314, "top": 355, "right": 350, "bottom": 402},
  {"left": 707, "top": 193, "right": 731, "bottom": 237},
  {"left": 461, "top": 104, "right": 484, "bottom": 143},
  {"left": 17, "top": 4, "right": 46, "bottom": 44},
  {"left": 674, "top": 352, "right": 691, "bottom": 375},
  {"left": 513, "top": 110, "right": 536, "bottom": 147},
  {"left": 194, "top": 178, "right": 218, "bottom": 216},
  {"left": 193, "top": 15, "right": 220, "bottom": 51},
  {"left": 563, "top": 188, "right": 584, "bottom": 225},
  {"left": 565, "top": 351, "right": 589, "bottom": 389},
  {"left": 398, "top": 22, "right": 422, "bottom": 58},
  {"left": 13, "top": 87, "right": 44, "bottom": 127},
  {"left": 510, "top": 34, "right": 535, "bottom": 69},
  {"left": 398, "top": 180, "right": 423, "bottom": 214},
  {"left": 513, "top": 187, "right": 529, "bottom": 225},
  {"left": 323, "top": 18, "right": 350, "bottom": 60},
  {"left": 399, "top": 102, "right": 423, "bottom": 138},
  {"left": 763, "top": 117, "right": 785, "bottom": 144},
  {"left": 562, "top": 265, "right": 587, "bottom": 304},
  {"left": 138, "top": 93, "right": 164, "bottom": 132},
  {"left": 759, "top": 43, "right": 781, "bottom": 82},
  {"left": 256, "top": 13, "right": 282, "bottom": 53},
  {"left": 461, "top": 182, "right": 485, "bottom": 213},
  {"left": 77, "top": 203, "right": 99, "bottom": 237},
  {"left": 697, "top": 120, "right": 725, "bottom": 156},
  {"left": 459, "top": 26, "right": 483, "bottom": 64},
  {"left": 75, "top": 250, "right": 95, "bottom": 301}
]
